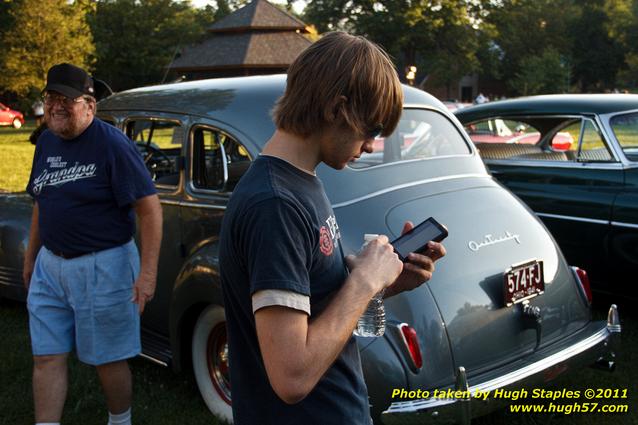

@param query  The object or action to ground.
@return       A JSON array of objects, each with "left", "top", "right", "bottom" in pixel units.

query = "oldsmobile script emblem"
[{"left": 468, "top": 231, "right": 521, "bottom": 252}]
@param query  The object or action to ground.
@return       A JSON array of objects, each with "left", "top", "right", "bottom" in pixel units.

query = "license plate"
[{"left": 504, "top": 259, "right": 545, "bottom": 306}]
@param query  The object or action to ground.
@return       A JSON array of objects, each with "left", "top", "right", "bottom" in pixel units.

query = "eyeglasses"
[
  {"left": 42, "top": 92, "right": 87, "bottom": 108},
  {"left": 365, "top": 123, "right": 384, "bottom": 140}
]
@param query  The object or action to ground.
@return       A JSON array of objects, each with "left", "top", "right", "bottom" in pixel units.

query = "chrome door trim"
[
  {"left": 536, "top": 212, "right": 608, "bottom": 225},
  {"left": 610, "top": 221, "right": 638, "bottom": 229}
]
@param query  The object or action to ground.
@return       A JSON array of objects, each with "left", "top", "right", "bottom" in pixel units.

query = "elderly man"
[{"left": 23, "top": 63, "right": 162, "bottom": 425}]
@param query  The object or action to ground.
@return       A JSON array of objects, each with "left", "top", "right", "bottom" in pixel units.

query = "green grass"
[
  {"left": 0, "top": 120, "right": 36, "bottom": 192},
  {"left": 0, "top": 299, "right": 221, "bottom": 425}
]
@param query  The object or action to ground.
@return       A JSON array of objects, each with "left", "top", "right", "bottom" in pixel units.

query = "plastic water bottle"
[{"left": 354, "top": 234, "right": 386, "bottom": 337}]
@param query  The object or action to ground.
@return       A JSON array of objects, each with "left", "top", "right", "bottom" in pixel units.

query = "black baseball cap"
[{"left": 44, "top": 63, "right": 95, "bottom": 98}]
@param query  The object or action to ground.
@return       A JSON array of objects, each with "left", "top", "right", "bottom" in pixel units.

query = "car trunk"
[{"left": 334, "top": 177, "right": 591, "bottom": 383}]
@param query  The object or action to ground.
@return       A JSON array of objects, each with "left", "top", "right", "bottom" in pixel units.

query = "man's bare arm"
[
  {"left": 255, "top": 237, "right": 402, "bottom": 404},
  {"left": 132, "top": 194, "right": 162, "bottom": 314},
  {"left": 23, "top": 202, "right": 42, "bottom": 288}
]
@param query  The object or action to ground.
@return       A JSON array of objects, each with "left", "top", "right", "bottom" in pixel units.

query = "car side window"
[
  {"left": 126, "top": 119, "right": 182, "bottom": 187},
  {"left": 610, "top": 112, "right": 638, "bottom": 162},
  {"left": 191, "top": 126, "right": 251, "bottom": 192},
  {"left": 555, "top": 119, "right": 613, "bottom": 162},
  {"left": 464, "top": 119, "right": 540, "bottom": 145}
]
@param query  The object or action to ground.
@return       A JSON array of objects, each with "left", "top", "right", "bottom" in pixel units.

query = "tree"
[
  {"left": 88, "top": 0, "right": 214, "bottom": 91},
  {"left": 484, "top": 0, "right": 576, "bottom": 91},
  {"left": 604, "top": 0, "right": 638, "bottom": 91},
  {"left": 303, "top": 0, "right": 479, "bottom": 89},
  {"left": 510, "top": 48, "right": 568, "bottom": 95},
  {"left": 420, "top": 1, "right": 480, "bottom": 98},
  {"left": 214, "top": 0, "right": 249, "bottom": 20},
  {"left": 569, "top": 0, "right": 625, "bottom": 91},
  {"left": 0, "top": 0, "right": 95, "bottom": 98}
]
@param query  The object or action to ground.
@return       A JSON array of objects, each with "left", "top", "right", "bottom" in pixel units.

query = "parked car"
[
  {"left": 0, "top": 77, "right": 620, "bottom": 424},
  {"left": 0, "top": 102, "right": 24, "bottom": 129},
  {"left": 464, "top": 117, "right": 574, "bottom": 150},
  {"left": 442, "top": 100, "right": 472, "bottom": 113},
  {"left": 455, "top": 94, "right": 638, "bottom": 302}
]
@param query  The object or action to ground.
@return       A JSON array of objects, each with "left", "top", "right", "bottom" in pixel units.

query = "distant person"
[
  {"left": 32, "top": 99, "right": 44, "bottom": 126},
  {"left": 23, "top": 63, "right": 162, "bottom": 425},
  {"left": 475, "top": 92, "right": 487, "bottom": 104}
]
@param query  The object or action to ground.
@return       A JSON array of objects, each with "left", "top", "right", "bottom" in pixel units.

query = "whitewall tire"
[{"left": 192, "top": 305, "right": 233, "bottom": 423}]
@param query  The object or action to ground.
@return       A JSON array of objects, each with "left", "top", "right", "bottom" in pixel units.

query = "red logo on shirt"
[{"left": 319, "top": 226, "right": 334, "bottom": 256}]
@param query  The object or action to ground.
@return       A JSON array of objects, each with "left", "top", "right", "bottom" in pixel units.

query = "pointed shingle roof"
[
  {"left": 169, "top": 31, "right": 311, "bottom": 70},
  {"left": 209, "top": 0, "right": 307, "bottom": 33},
  {"left": 168, "top": 0, "right": 312, "bottom": 75}
]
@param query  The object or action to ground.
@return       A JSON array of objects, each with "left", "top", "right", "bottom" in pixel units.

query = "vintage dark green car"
[
  {"left": 0, "top": 78, "right": 621, "bottom": 424},
  {"left": 455, "top": 95, "right": 638, "bottom": 303}
]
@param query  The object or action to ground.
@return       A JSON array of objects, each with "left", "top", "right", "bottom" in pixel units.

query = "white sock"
[{"left": 107, "top": 408, "right": 132, "bottom": 425}]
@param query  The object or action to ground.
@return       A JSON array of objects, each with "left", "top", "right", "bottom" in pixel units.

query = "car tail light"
[
  {"left": 572, "top": 266, "right": 592, "bottom": 304},
  {"left": 398, "top": 323, "right": 423, "bottom": 370}
]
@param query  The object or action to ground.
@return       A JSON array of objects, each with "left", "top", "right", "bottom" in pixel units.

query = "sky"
[{"left": 189, "top": 0, "right": 307, "bottom": 15}]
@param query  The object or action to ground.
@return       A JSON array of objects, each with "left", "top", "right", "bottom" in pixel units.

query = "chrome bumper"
[{"left": 381, "top": 305, "right": 621, "bottom": 425}]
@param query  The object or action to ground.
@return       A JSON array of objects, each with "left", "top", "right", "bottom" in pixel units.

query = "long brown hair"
[{"left": 272, "top": 31, "right": 403, "bottom": 139}]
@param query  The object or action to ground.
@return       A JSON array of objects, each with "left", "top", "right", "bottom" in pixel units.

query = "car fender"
[
  {"left": 169, "top": 239, "right": 223, "bottom": 372},
  {"left": 0, "top": 194, "right": 33, "bottom": 301}
]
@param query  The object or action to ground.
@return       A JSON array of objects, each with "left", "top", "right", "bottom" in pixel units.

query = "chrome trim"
[
  {"left": 139, "top": 352, "right": 168, "bottom": 367},
  {"left": 455, "top": 367, "right": 471, "bottom": 425},
  {"left": 455, "top": 367, "right": 469, "bottom": 393},
  {"left": 611, "top": 221, "right": 638, "bottom": 229},
  {"left": 331, "top": 174, "right": 489, "bottom": 209},
  {"left": 347, "top": 152, "right": 474, "bottom": 172},
  {"left": 180, "top": 201, "right": 226, "bottom": 210},
  {"left": 186, "top": 124, "right": 252, "bottom": 196},
  {"left": 536, "top": 212, "right": 608, "bottom": 225},
  {"left": 607, "top": 304, "right": 621, "bottom": 333},
  {"left": 485, "top": 158, "right": 624, "bottom": 170},
  {"left": 188, "top": 124, "right": 228, "bottom": 193},
  {"left": 383, "top": 324, "right": 615, "bottom": 414},
  {"left": 159, "top": 199, "right": 181, "bottom": 207},
  {"left": 155, "top": 183, "right": 179, "bottom": 191}
]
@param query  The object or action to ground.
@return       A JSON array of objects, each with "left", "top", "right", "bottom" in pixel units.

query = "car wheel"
[
  {"left": 12, "top": 118, "right": 22, "bottom": 129},
  {"left": 192, "top": 305, "right": 233, "bottom": 423}
]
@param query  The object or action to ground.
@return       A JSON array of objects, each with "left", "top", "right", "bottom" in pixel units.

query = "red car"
[{"left": 0, "top": 102, "right": 25, "bottom": 129}]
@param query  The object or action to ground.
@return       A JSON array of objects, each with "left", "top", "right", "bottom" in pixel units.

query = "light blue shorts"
[{"left": 27, "top": 240, "right": 141, "bottom": 366}]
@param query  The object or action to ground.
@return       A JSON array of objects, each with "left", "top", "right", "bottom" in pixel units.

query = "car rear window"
[
  {"left": 464, "top": 118, "right": 541, "bottom": 145},
  {"left": 610, "top": 112, "right": 638, "bottom": 161},
  {"left": 349, "top": 108, "right": 470, "bottom": 169}
]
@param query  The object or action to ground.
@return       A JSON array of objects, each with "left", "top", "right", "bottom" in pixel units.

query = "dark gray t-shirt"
[{"left": 219, "top": 155, "right": 371, "bottom": 425}]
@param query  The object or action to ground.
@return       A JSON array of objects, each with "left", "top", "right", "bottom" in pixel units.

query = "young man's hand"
[
  {"left": 345, "top": 235, "right": 403, "bottom": 296},
  {"left": 385, "top": 221, "right": 447, "bottom": 297}
]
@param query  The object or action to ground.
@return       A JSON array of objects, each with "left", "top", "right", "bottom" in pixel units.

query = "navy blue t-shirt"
[
  {"left": 219, "top": 155, "right": 371, "bottom": 425},
  {"left": 26, "top": 118, "right": 156, "bottom": 255}
]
